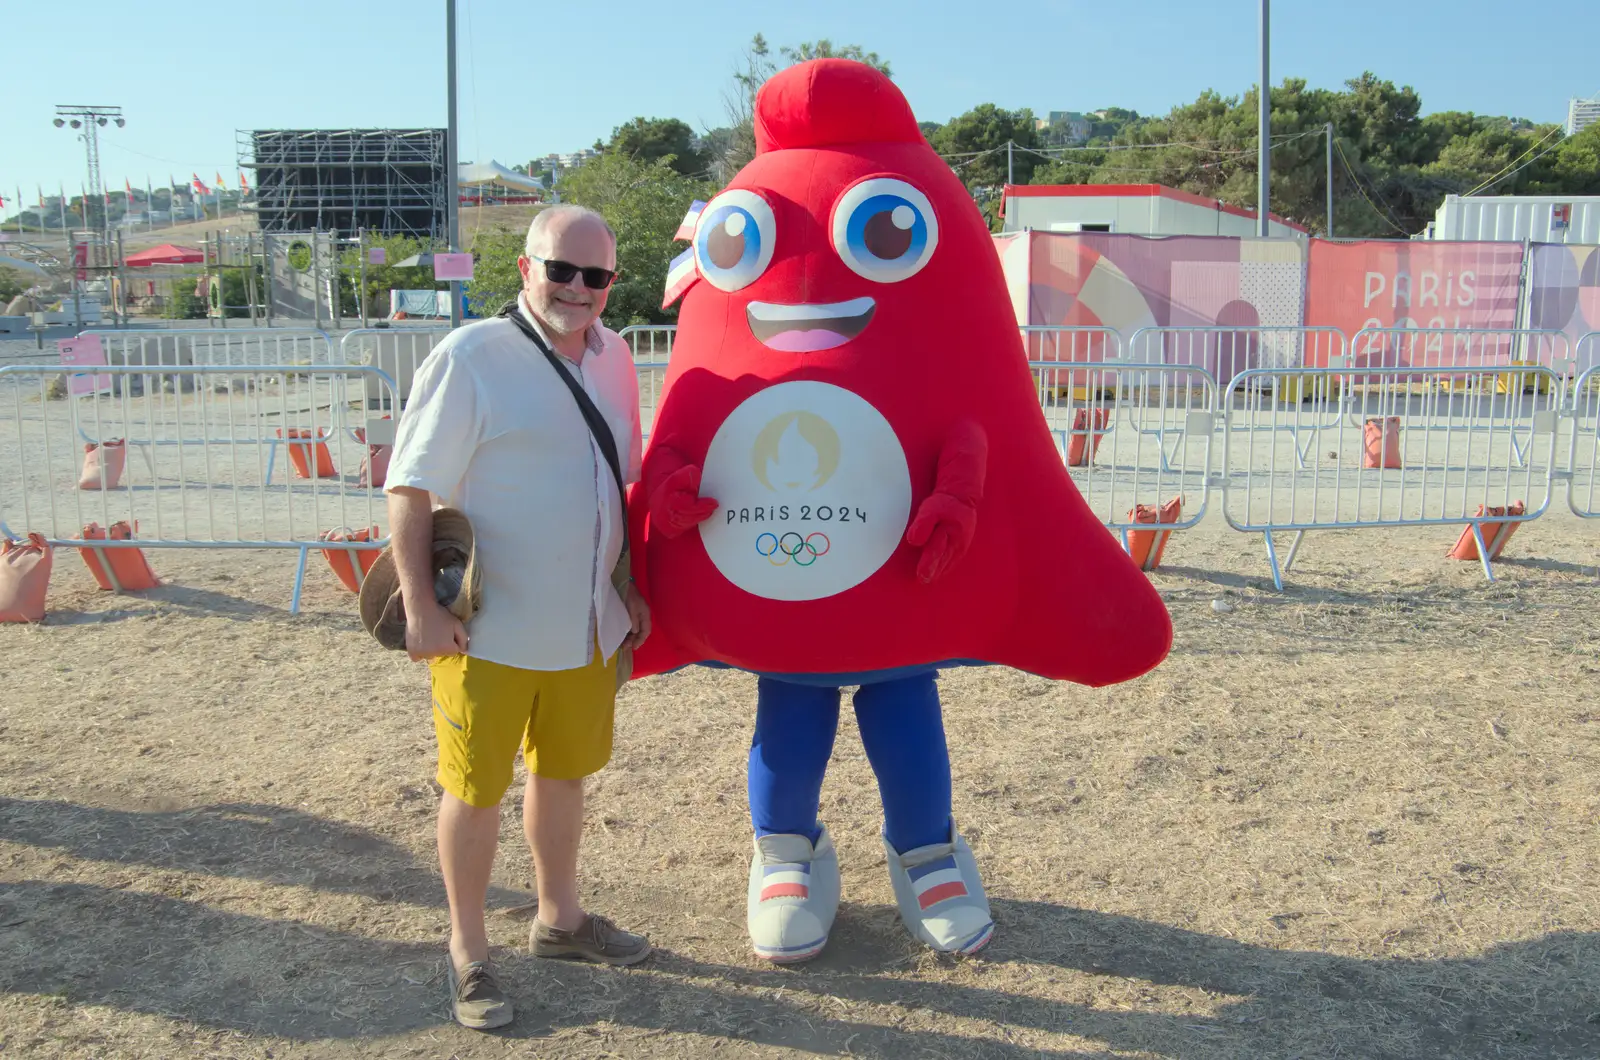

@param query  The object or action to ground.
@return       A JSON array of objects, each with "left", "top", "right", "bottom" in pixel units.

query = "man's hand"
[
  {"left": 622, "top": 582, "right": 651, "bottom": 651},
  {"left": 649, "top": 464, "right": 719, "bottom": 538},
  {"left": 905, "top": 492, "right": 978, "bottom": 584},
  {"left": 406, "top": 599, "right": 469, "bottom": 662}
]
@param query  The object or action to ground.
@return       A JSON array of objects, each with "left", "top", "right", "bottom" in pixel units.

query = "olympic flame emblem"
[{"left": 751, "top": 412, "right": 840, "bottom": 492}]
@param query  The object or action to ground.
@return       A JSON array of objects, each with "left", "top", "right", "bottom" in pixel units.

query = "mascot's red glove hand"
[
  {"left": 650, "top": 464, "right": 719, "bottom": 538},
  {"left": 905, "top": 492, "right": 977, "bottom": 583},
  {"left": 904, "top": 420, "right": 987, "bottom": 584}
]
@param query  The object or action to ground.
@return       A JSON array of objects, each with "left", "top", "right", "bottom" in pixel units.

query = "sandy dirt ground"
[{"left": 2, "top": 500, "right": 1599, "bottom": 1059}]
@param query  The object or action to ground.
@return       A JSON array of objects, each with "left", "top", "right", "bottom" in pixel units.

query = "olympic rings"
[{"left": 755, "top": 531, "right": 832, "bottom": 567}]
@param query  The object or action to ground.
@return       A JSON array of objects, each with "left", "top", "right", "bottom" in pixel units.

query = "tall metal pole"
[
  {"left": 446, "top": 0, "right": 462, "bottom": 328},
  {"left": 1007, "top": 141, "right": 1014, "bottom": 185},
  {"left": 1325, "top": 122, "right": 1335, "bottom": 237},
  {"left": 1257, "top": 0, "right": 1271, "bottom": 237}
]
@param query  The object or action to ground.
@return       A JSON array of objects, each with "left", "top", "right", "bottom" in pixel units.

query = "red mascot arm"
[
  {"left": 904, "top": 420, "right": 987, "bottom": 584},
  {"left": 644, "top": 443, "right": 720, "bottom": 539}
]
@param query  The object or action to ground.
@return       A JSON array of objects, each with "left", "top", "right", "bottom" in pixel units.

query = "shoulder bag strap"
[{"left": 496, "top": 301, "right": 628, "bottom": 518}]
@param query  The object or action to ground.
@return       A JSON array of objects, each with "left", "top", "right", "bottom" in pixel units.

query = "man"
[{"left": 384, "top": 205, "right": 651, "bottom": 1031}]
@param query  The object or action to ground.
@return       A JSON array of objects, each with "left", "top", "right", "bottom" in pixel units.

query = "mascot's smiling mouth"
[{"left": 747, "top": 298, "right": 876, "bottom": 353}]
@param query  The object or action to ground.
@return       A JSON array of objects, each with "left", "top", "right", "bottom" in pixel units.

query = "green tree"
[
  {"left": 606, "top": 117, "right": 707, "bottom": 177},
  {"left": 466, "top": 154, "right": 715, "bottom": 327},
  {"left": 778, "top": 39, "right": 891, "bottom": 75},
  {"left": 928, "top": 104, "right": 1039, "bottom": 227},
  {"left": 0, "top": 265, "right": 30, "bottom": 303},
  {"left": 1539, "top": 123, "right": 1600, "bottom": 195},
  {"left": 336, "top": 233, "right": 446, "bottom": 318},
  {"left": 711, "top": 34, "right": 895, "bottom": 181}
]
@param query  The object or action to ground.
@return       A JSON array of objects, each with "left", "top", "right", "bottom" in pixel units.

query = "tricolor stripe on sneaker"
[
  {"left": 760, "top": 861, "right": 810, "bottom": 901},
  {"left": 907, "top": 855, "right": 968, "bottom": 910}
]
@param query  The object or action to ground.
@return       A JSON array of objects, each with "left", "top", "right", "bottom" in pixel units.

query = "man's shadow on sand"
[{"left": 1, "top": 797, "right": 1596, "bottom": 1060}]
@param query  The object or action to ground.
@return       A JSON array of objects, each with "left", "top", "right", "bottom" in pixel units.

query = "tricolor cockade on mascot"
[{"left": 628, "top": 58, "right": 1173, "bottom": 961}]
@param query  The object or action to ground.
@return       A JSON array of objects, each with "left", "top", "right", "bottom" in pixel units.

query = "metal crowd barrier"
[
  {"left": 1033, "top": 359, "right": 1217, "bottom": 546},
  {"left": 0, "top": 363, "right": 400, "bottom": 612},
  {"left": 634, "top": 361, "right": 669, "bottom": 443},
  {"left": 1020, "top": 325, "right": 1124, "bottom": 375},
  {"left": 1347, "top": 327, "right": 1572, "bottom": 377},
  {"left": 1569, "top": 334, "right": 1600, "bottom": 518},
  {"left": 1222, "top": 364, "right": 1563, "bottom": 587},
  {"left": 1127, "top": 325, "right": 1347, "bottom": 388},
  {"left": 91, "top": 328, "right": 336, "bottom": 369},
  {"left": 619, "top": 324, "right": 677, "bottom": 364},
  {"left": 339, "top": 327, "right": 452, "bottom": 405}
]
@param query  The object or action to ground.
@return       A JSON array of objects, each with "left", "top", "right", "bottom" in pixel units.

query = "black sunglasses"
[{"left": 528, "top": 253, "right": 618, "bottom": 290}]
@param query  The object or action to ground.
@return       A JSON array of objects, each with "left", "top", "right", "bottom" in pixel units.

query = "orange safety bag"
[
  {"left": 79, "top": 439, "right": 127, "bottom": 490},
  {"left": 1448, "top": 501, "right": 1526, "bottom": 561},
  {"left": 78, "top": 521, "right": 160, "bottom": 591},
  {"left": 0, "top": 533, "right": 53, "bottom": 622},
  {"left": 321, "top": 526, "right": 384, "bottom": 594},
  {"left": 1126, "top": 496, "right": 1183, "bottom": 572}
]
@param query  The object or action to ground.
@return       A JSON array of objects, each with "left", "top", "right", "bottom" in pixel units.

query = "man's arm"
[{"left": 388, "top": 486, "right": 469, "bottom": 661}]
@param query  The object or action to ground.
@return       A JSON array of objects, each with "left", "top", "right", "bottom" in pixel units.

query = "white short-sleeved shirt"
[{"left": 384, "top": 294, "right": 643, "bottom": 672}]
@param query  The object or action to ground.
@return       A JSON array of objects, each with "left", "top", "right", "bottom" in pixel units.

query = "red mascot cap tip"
[{"left": 754, "top": 59, "right": 923, "bottom": 154}]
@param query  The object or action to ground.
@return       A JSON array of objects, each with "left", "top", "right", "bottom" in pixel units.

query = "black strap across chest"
[{"left": 496, "top": 301, "right": 627, "bottom": 514}]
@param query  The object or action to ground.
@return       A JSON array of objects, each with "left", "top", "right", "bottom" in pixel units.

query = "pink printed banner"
[
  {"left": 58, "top": 335, "right": 110, "bottom": 396},
  {"left": 998, "top": 232, "right": 1307, "bottom": 387},
  {"left": 1526, "top": 243, "right": 1600, "bottom": 371},
  {"left": 1306, "top": 240, "right": 1524, "bottom": 367}
]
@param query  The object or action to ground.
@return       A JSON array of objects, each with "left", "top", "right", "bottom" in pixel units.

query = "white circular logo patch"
[{"left": 699, "top": 381, "right": 911, "bottom": 601}]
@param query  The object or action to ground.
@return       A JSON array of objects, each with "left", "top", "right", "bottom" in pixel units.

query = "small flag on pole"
[
  {"left": 239, "top": 171, "right": 250, "bottom": 195},
  {"left": 662, "top": 247, "right": 698, "bottom": 309},
  {"left": 214, "top": 172, "right": 227, "bottom": 191},
  {"left": 125, "top": 179, "right": 135, "bottom": 206},
  {"left": 674, "top": 200, "right": 706, "bottom": 242},
  {"left": 192, "top": 174, "right": 209, "bottom": 195}
]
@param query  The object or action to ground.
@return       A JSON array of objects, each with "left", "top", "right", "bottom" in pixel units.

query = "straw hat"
[{"left": 359, "top": 507, "right": 481, "bottom": 651}]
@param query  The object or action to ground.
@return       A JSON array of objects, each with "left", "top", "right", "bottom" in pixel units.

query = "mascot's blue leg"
[
  {"left": 852, "top": 673, "right": 952, "bottom": 853},
  {"left": 748, "top": 678, "right": 838, "bottom": 840},
  {"left": 744, "top": 677, "right": 842, "bottom": 963},
  {"left": 854, "top": 673, "right": 995, "bottom": 955}
]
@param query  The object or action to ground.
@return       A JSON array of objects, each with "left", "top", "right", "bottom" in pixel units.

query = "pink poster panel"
[
  {"left": 1527, "top": 243, "right": 1600, "bottom": 371},
  {"left": 1306, "top": 240, "right": 1524, "bottom": 368}
]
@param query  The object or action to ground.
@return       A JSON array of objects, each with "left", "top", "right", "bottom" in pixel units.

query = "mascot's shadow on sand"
[{"left": 626, "top": 58, "right": 1173, "bottom": 962}]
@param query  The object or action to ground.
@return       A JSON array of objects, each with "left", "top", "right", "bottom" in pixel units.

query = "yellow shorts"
[{"left": 428, "top": 643, "right": 617, "bottom": 807}]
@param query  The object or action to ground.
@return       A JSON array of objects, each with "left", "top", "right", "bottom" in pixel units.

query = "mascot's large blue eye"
[
  {"left": 694, "top": 189, "right": 776, "bottom": 292},
  {"left": 832, "top": 178, "right": 939, "bottom": 283}
]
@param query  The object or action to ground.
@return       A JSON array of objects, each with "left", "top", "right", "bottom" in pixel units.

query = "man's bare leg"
[
  {"left": 524, "top": 774, "right": 586, "bottom": 931},
  {"left": 438, "top": 792, "right": 501, "bottom": 971}
]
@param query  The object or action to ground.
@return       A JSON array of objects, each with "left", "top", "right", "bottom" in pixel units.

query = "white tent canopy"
[{"left": 457, "top": 161, "right": 543, "bottom": 192}]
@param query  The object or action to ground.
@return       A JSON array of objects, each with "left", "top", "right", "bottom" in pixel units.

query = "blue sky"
[{"left": 4, "top": 0, "right": 1596, "bottom": 198}]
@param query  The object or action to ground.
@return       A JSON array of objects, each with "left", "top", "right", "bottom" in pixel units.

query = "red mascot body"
[{"left": 628, "top": 59, "right": 1171, "bottom": 962}]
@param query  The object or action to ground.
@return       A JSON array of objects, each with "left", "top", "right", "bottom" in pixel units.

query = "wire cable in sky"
[
  {"left": 1462, "top": 125, "right": 1562, "bottom": 195},
  {"left": 1335, "top": 140, "right": 1409, "bottom": 235}
]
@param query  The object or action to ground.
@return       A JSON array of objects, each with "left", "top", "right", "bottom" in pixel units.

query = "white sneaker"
[
  {"left": 746, "top": 826, "right": 839, "bottom": 963},
  {"left": 883, "top": 822, "right": 994, "bottom": 954}
]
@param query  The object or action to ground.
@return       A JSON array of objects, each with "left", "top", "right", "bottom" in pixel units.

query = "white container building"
[
  {"left": 999, "top": 183, "right": 1308, "bottom": 239},
  {"left": 1422, "top": 195, "right": 1600, "bottom": 243}
]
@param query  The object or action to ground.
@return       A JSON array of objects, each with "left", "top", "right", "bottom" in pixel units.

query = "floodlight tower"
[{"left": 53, "top": 104, "right": 125, "bottom": 242}]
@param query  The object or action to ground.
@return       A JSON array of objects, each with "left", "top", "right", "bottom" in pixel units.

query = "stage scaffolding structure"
[{"left": 237, "top": 128, "right": 448, "bottom": 239}]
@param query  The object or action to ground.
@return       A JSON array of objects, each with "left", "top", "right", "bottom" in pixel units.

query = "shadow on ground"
[{"left": 2, "top": 799, "right": 1596, "bottom": 1058}]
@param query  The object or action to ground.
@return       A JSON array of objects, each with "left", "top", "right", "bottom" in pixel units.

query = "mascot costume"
[{"left": 627, "top": 59, "right": 1172, "bottom": 961}]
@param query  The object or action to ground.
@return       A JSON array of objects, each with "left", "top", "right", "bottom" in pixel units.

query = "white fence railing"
[
  {"left": 1221, "top": 364, "right": 1562, "bottom": 586},
  {"left": 339, "top": 327, "right": 452, "bottom": 405},
  {"left": 0, "top": 363, "right": 400, "bottom": 611},
  {"left": 618, "top": 325, "right": 677, "bottom": 364},
  {"left": 1569, "top": 339, "right": 1600, "bottom": 519},
  {"left": 92, "top": 328, "right": 336, "bottom": 369},
  {"left": 1033, "top": 359, "right": 1216, "bottom": 544},
  {"left": 4, "top": 324, "right": 1591, "bottom": 605}
]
